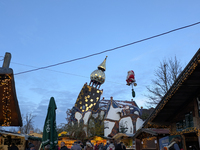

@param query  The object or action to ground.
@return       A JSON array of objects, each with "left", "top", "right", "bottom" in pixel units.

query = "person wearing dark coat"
[
  {"left": 60, "top": 142, "right": 69, "bottom": 150},
  {"left": 71, "top": 141, "right": 82, "bottom": 150},
  {"left": 56, "top": 144, "right": 60, "bottom": 150},
  {"left": 120, "top": 142, "right": 126, "bottom": 150},
  {"left": 29, "top": 143, "right": 35, "bottom": 150},
  {"left": 115, "top": 142, "right": 123, "bottom": 150},
  {"left": 10, "top": 143, "right": 19, "bottom": 150}
]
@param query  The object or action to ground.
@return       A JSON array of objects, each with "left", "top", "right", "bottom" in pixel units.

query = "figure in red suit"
[{"left": 126, "top": 70, "right": 136, "bottom": 86}]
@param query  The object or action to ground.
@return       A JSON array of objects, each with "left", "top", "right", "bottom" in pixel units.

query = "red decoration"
[{"left": 126, "top": 70, "right": 136, "bottom": 86}]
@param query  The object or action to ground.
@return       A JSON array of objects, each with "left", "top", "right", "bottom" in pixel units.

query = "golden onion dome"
[
  {"left": 90, "top": 70, "right": 105, "bottom": 84},
  {"left": 90, "top": 56, "right": 107, "bottom": 85}
]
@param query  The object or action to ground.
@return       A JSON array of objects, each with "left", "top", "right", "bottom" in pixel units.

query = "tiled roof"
[{"left": 99, "top": 98, "right": 139, "bottom": 110}]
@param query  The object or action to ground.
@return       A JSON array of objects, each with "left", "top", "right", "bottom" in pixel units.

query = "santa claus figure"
[{"left": 126, "top": 70, "right": 136, "bottom": 86}]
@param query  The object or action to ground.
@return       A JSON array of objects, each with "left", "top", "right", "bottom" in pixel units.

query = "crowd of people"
[
  {"left": 60, "top": 139, "right": 127, "bottom": 150},
  {"left": 9, "top": 142, "right": 35, "bottom": 150},
  {"left": 8, "top": 139, "right": 127, "bottom": 150}
]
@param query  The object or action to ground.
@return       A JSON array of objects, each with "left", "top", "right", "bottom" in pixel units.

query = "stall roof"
[
  {"left": 0, "top": 130, "right": 42, "bottom": 141},
  {"left": 133, "top": 128, "right": 169, "bottom": 140},
  {"left": 0, "top": 130, "right": 26, "bottom": 138},
  {"left": 112, "top": 133, "right": 134, "bottom": 140},
  {"left": 144, "top": 48, "right": 200, "bottom": 127},
  {"left": 0, "top": 67, "right": 22, "bottom": 126}
]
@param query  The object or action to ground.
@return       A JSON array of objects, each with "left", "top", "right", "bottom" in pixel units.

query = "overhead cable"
[
  {"left": 12, "top": 62, "right": 125, "bottom": 85},
  {"left": 14, "top": 21, "right": 200, "bottom": 75}
]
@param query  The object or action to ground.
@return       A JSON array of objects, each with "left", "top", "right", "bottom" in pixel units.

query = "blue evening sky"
[{"left": 1, "top": 0, "right": 200, "bottom": 130}]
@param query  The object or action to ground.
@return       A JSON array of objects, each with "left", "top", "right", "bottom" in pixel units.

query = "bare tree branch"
[
  {"left": 145, "top": 56, "right": 182, "bottom": 107},
  {"left": 18, "top": 113, "right": 36, "bottom": 134}
]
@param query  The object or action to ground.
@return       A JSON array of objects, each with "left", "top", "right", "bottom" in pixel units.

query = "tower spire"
[
  {"left": 98, "top": 56, "right": 107, "bottom": 71},
  {"left": 90, "top": 56, "right": 108, "bottom": 89}
]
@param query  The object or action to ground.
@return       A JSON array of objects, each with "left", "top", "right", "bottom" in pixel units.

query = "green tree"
[
  {"left": 88, "top": 116, "right": 104, "bottom": 137},
  {"left": 65, "top": 108, "right": 104, "bottom": 138},
  {"left": 57, "top": 123, "right": 67, "bottom": 134},
  {"left": 65, "top": 121, "right": 86, "bottom": 142},
  {"left": 140, "top": 113, "right": 150, "bottom": 121}
]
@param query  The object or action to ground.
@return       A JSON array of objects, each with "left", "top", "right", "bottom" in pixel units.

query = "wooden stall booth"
[
  {"left": 133, "top": 128, "right": 169, "bottom": 150},
  {"left": 143, "top": 48, "right": 200, "bottom": 149},
  {"left": 58, "top": 136, "right": 76, "bottom": 149},
  {"left": 112, "top": 133, "right": 135, "bottom": 149},
  {"left": 0, "top": 52, "right": 22, "bottom": 127},
  {"left": 0, "top": 130, "right": 42, "bottom": 150},
  {"left": 90, "top": 136, "right": 107, "bottom": 146}
]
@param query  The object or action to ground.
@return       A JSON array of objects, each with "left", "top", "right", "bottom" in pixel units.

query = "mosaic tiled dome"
[
  {"left": 90, "top": 70, "right": 105, "bottom": 84},
  {"left": 90, "top": 56, "right": 107, "bottom": 85}
]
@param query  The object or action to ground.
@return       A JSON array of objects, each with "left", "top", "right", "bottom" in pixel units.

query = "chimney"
[
  {"left": 110, "top": 97, "right": 113, "bottom": 101},
  {"left": 2, "top": 52, "right": 11, "bottom": 68},
  {"left": 29, "top": 130, "right": 34, "bottom": 134}
]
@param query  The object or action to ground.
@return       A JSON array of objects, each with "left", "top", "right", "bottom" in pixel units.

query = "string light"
[
  {"left": 169, "top": 127, "right": 200, "bottom": 136},
  {"left": 1, "top": 74, "right": 12, "bottom": 126},
  {"left": 142, "top": 137, "right": 157, "bottom": 148}
]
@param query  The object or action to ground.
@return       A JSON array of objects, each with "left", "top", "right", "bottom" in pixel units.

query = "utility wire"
[
  {"left": 12, "top": 62, "right": 125, "bottom": 85},
  {"left": 0, "top": 56, "right": 3, "bottom": 61},
  {"left": 12, "top": 62, "right": 88, "bottom": 78},
  {"left": 14, "top": 21, "right": 200, "bottom": 75}
]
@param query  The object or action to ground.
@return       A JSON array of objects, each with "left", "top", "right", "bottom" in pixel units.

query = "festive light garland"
[
  {"left": 169, "top": 127, "right": 200, "bottom": 136},
  {"left": 147, "top": 122, "right": 169, "bottom": 128},
  {"left": 141, "top": 137, "right": 157, "bottom": 148},
  {"left": 1, "top": 74, "right": 12, "bottom": 126}
]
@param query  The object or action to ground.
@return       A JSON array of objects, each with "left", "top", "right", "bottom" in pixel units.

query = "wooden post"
[
  {"left": 194, "top": 97, "right": 200, "bottom": 149},
  {"left": 2, "top": 52, "right": 11, "bottom": 68},
  {"left": 156, "top": 137, "right": 159, "bottom": 150}
]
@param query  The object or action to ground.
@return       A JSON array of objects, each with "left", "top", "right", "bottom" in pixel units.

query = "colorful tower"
[{"left": 70, "top": 57, "right": 107, "bottom": 127}]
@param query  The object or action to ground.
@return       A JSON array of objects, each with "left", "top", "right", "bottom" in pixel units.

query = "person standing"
[
  {"left": 98, "top": 143, "right": 104, "bottom": 150},
  {"left": 10, "top": 143, "right": 19, "bottom": 150},
  {"left": 71, "top": 141, "right": 82, "bottom": 150},
  {"left": 80, "top": 142, "right": 84, "bottom": 150},
  {"left": 168, "top": 137, "right": 182, "bottom": 150},
  {"left": 94, "top": 144, "right": 98, "bottom": 150},
  {"left": 120, "top": 142, "right": 126, "bottom": 150},
  {"left": 60, "top": 142, "right": 69, "bottom": 150},
  {"left": 56, "top": 144, "right": 60, "bottom": 150},
  {"left": 104, "top": 141, "right": 110, "bottom": 150},
  {"left": 107, "top": 140, "right": 115, "bottom": 150},
  {"left": 115, "top": 141, "right": 123, "bottom": 150},
  {"left": 29, "top": 143, "right": 35, "bottom": 150},
  {"left": 84, "top": 142, "right": 93, "bottom": 150}
]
